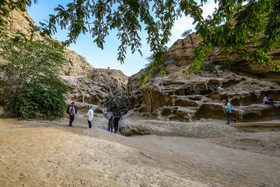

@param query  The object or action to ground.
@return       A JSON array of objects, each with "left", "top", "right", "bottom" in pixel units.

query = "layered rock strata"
[{"left": 125, "top": 34, "right": 280, "bottom": 134}]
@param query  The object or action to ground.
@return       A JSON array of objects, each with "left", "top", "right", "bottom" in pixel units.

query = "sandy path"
[
  {"left": 0, "top": 118, "right": 280, "bottom": 186},
  {"left": 126, "top": 135, "right": 280, "bottom": 186},
  {"left": 0, "top": 119, "right": 208, "bottom": 186}
]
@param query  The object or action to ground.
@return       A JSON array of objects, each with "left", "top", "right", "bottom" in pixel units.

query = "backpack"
[{"left": 66, "top": 106, "right": 70, "bottom": 114}]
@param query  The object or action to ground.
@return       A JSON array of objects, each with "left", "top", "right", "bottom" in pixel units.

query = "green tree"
[
  {"left": 0, "top": 32, "right": 68, "bottom": 119},
  {"left": 1, "top": 0, "right": 280, "bottom": 84}
]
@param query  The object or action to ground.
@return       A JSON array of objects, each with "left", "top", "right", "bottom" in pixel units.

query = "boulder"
[{"left": 119, "top": 113, "right": 238, "bottom": 137}]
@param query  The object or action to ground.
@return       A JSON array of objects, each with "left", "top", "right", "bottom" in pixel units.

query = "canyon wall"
[{"left": 125, "top": 33, "right": 280, "bottom": 131}]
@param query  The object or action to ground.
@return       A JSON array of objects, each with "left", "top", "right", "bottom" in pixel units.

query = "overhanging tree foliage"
[
  {"left": 1, "top": 0, "right": 280, "bottom": 85},
  {"left": 0, "top": 33, "right": 68, "bottom": 119}
]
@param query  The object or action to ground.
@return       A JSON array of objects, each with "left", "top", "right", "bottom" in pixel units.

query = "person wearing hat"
[{"left": 84, "top": 105, "right": 94, "bottom": 128}]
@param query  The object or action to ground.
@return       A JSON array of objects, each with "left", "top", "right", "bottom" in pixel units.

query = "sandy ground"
[{"left": 0, "top": 117, "right": 280, "bottom": 187}]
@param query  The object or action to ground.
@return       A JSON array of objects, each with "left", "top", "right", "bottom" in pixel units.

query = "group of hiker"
[
  {"left": 184, "top": 83, "right": 235, "bottom": 124},
  {"left": 185, "top": 84, "right": 219, "bottom": 96},
  {"left": 66, "top": 92, "right": 276, "bottom": 128},
  {"left": 223, "top": 93, "right": 276, "bottom": 124},
  {"left": 183, "top": 84, "right": 276, "bottom": 124},
  {"left": 108, "top": 114, "right": 120, "bottom": 133},
  {"left": 67, "top": 102, "right": 121, "bottom": 133},
  {"left": 67, "top": 102, "right": 91, "bottom": 128},
  {"left": 199, "top": 86, "right": 213, "bottom": 95},
  {"left": 184, "top": 86, "right": 195, "bottom": 95}
]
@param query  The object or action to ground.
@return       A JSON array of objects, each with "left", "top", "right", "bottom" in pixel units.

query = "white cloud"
[{"left": 167, "top": 0, "right": 218, "bottom": 47}]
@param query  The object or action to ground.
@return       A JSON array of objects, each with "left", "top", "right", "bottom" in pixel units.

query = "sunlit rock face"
[
  {"left": 127, "top": 33, "right": 280, "bottom": 125},
  {"left": 3, "top": 8, "right": 131, "bottom": 113},
  {"left": 61, "top": 68, "right": 131, "bottom": 113}
]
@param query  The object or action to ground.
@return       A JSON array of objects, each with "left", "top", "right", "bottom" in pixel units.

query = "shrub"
[
  {"left": 201, "top": 62, "right": 216, "bottom": 72},
  {"left": 219, "top": 61, "right": 233, "bottom": 71},
  {"left": 0, "top": 33, "right": 68, "bottom": 119},
  {"left": 5, "top": 81, "right": 67, "bottom": 119}
]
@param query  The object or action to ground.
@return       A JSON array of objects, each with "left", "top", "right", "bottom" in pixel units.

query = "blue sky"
[{"left": 27, "top": 1, "right": 216, "bottom": 76}]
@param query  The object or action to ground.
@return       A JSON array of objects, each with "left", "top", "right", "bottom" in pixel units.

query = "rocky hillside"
[
  {"left": 3, "top": 7, "right": 131, "bottom": 113},
  {"left": 124, "top": 33, "right": 280, "bottom": 135}
]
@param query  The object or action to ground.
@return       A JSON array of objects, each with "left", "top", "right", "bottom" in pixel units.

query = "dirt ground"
[{"left": 0, "top": 117, "right": 280, "bottom": 187}]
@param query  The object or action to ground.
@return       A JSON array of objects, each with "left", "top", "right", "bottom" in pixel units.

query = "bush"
[
  {"left": 219, "top": 61, "right": 233, "bottom": 71},
  {"left": 0, "top": 88, "right": 3, "bottom": 105},
  {"left": 201, "top": 62, "right": 216, "bottom": 72},
  {"left": 0, "top": 33, "right": 68, "bottom": 119},
  {"left": 5, "top": 81, "right": 67, "bottom": 119}
]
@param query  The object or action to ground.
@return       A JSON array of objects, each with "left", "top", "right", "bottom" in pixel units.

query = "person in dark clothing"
[
  {"left": 190, "top": 86, "right": 195, "bottom": 94},
  {"left": 185, "top": 87, "right": 191, "bottom": 95},
  {"left": 113, "top": 114, "right": 120, "bottom": 133},
  {"left": 200, "top": 87, "right": 206, "bottom": 95},
  {"left": 212, "top": 84, "right": 219, "bottom": 91},
  {"left": 108, "top": 115, "right": 114, "bottom": 132},
  {"left": 199, "top": 87, "right": 203, "bottom": 95},
  {"left": 68, "top": 102, "right": 76, "bottom": 127},
  {"left": 206, "top": 87, "right": 213, "bottom": 95}
]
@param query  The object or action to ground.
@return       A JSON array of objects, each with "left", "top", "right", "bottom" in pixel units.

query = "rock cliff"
[
  {"left": 3, "top": 7, "right": 131, "bottom": 113},
  {"left": 61, "top": 68, "right": 130, "bottom": 113},
  {"left": 123, "top": 33, "right": 280, "bottom": 135}
]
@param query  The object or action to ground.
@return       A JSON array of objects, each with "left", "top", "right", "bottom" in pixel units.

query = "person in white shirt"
[
  {"left": 84, "top": 105, "right": 94, "bottom": 128},
  {"left": 263, "top": 94, "right": 274, "bottom": 105}
]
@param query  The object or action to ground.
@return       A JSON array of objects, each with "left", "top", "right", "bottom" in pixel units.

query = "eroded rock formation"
[
  {"left": 124, "top": 33, "right": 280, "bottom": 135},
  {"left": 61, "top": 68, "right": 130, "bottom": 113},
  {"left": 3, "top": 8, "right": 131, "bottom": 113}
]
